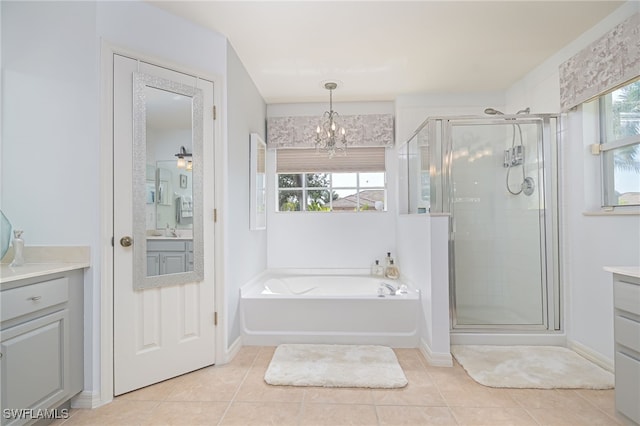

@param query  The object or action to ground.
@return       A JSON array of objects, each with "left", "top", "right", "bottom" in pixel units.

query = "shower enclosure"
[{"left": 399, "top": 114, "right": 560, "bottom": 332}]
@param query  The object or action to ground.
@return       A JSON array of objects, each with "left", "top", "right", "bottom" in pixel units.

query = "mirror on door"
[{"left": 132, "top": 73, "right": 204, "bottom": 289}]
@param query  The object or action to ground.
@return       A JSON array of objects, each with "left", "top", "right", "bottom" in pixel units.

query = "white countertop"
[
  {"left": 1, "top": 262, "right": 89, "bottom": 284},
  {"left": 604, "top": 266, "right": 640, "bottom": 279},
  {"left": 1, "top": 246, "right": 91, "bottom": 285}
]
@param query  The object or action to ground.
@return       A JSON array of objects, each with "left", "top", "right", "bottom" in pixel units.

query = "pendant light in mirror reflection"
[{"left": 174, "top": 145, "right": 193, "bottom": 170}]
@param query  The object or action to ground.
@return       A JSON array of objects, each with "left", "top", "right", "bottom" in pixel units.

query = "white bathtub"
[{"left": 240, "top": 271, "right": 420, "bottom": 347}]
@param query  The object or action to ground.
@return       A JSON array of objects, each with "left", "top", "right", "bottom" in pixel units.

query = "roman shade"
[{"left": 276, "top": 147, "right": 386, "bottom": 173}]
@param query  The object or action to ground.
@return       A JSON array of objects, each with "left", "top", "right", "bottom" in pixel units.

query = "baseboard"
[
  {"left": 567, "top": 339, "right": 614, "bottom": 372},
  {"left": 220, "top": 335, "right": 243, "bottom": 365},
  {"left": 71, "top": 390, "right": 104, "bottom": 409},
  {"left": 419, "top": 338, "right": 453, "bottom": 367}
]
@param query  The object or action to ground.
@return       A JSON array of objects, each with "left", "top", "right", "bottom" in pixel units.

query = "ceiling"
[{"left": 149, "top": 1, "right": 624, "bottom": 104}]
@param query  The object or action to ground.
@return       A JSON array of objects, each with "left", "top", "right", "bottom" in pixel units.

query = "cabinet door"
[
  {"left": 160, "top": 252, "right": 186, "bottom": 275},
  {"left": 147, "top": 252, "right": 160, "bottom": 277},
  {"left": 1, "top": 310, "right": 69, "bottom": 426},
  {"left": 615, "top": 351, "right": 640, "bottom": 423}
]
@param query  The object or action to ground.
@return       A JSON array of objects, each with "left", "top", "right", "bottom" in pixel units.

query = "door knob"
[{"left": 120, "top": 236, "right": 133, "bottom": 247}]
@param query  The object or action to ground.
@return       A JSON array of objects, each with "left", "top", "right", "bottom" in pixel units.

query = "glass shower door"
[{"left": 449, "top": 119, "right": 547, "bottom": 328}]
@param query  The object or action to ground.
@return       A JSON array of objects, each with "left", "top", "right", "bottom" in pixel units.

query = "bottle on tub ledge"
[
  {"left": 384, "top": 259, "right": 400, "bottom": 280},
  {"left": 385, "top": 252, "right": 392, "bottom": 267},
  {"left": 371, "top": 260, "right": 384, "bottom": 277}
]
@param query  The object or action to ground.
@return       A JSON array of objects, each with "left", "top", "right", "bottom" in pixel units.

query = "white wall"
[
  {"left": 396, "top": 214, "right": 451, "bottom": 365},
  {"left": 224, "top": 42, "right": 267, "bottom": 348},
  {"left": 266, "top": 102, "right": 397, "bottom": 270},
  {"left": 395, "top": 92, "right": 506, "bottom": 145},
  {"left": 505, "top": 1, "right": 640, "bottom": 363},
  {"left": 2, "top": 0, "right": 230, "bottom": 399},
  {"left": 2, "top": 0, "right": 100, "bottom": 395}
]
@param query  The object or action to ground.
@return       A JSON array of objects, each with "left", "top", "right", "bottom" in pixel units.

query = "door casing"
[{"left": 97, "top": 42, "right": 228, "bottom": 407}]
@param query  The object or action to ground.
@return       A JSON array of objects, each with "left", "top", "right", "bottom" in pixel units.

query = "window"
[
  {"left": 277, "top": 172, "right": 386, "bottom": 212},
  {"left": 276, "top": 147, "right": 387, "bottom": 212},
  {"left": 598, "top": 78, "right": 640, "bottom": 207}
]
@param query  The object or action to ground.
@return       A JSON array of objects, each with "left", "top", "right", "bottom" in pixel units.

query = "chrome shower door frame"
[{"left": 430, "top": 115, "right": 560, "bottom": 332}]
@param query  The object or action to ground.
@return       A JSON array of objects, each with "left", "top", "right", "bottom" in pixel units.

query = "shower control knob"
[{"left": 119, "top": 236, "right": 133, "bottom": 247}]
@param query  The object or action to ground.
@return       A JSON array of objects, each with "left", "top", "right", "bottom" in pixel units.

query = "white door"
[{"left": 113, "top": 54, "right": 216, "bottom": 395}]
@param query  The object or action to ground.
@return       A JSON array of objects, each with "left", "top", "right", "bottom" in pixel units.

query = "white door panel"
[{"left": 113, "top": 54, "right": 215, "bottom": 395}]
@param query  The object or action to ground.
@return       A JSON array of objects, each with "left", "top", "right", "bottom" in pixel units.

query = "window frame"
[
  {"left": 276, "top": 171, "right": 387, "bottom": 213},
  {"left": 597, "top": 78, "right": 640, "bottom": 208}
]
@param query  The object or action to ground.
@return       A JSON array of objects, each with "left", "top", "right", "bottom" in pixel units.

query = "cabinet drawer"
[
  {"left": 147, "top": 240, "right": 186, "bottom": 251},
  {"left": 614, "top": 280, "right": 640, "bottom": 316},
  {"left": 615, "top": 315, "right": 640, "bottom": 354},
  {"left": 1, "top": 278, "right": 69, "bottom": 322},
  {"left": 615, "top": 351, "right": 640, "bottom": 424}
]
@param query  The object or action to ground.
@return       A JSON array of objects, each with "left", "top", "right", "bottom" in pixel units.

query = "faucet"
[
  {"left": 164, "top": 224, "right": 178, "bottom": 238},
  {"left": 379, "top": 282, "right": 398, "bottom": 296}
]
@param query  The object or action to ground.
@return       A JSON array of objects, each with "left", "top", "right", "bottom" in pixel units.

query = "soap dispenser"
[{"left": 10, "top": 230, "right": 24, "bottom": 267}]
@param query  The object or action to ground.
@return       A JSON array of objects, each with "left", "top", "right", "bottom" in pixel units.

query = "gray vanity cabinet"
[
  {"left": 0, "top": 270, "right": 84, "bottom": 426},
  {"left": 612, "top": 273, "right": 640, "bottom": 424},
  {"left": 146, "top": 239, "right": 193, "bottom": 276}
]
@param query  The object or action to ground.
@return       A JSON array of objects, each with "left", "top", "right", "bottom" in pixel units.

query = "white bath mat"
[
  {"left": 264, "top": 344, "right": 408, "bottom": 388},
  {"left": 451, "top": 345, "right": 614, "bottom": 389}
]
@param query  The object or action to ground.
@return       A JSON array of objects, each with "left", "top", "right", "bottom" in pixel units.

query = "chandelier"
[{"left": 314, "top": 82, "right": 347, "bottom": 158}]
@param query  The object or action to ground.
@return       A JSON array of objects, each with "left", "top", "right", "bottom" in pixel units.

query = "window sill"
[{"left": 582, "top": 208, "right": 640, "bottom": 216}]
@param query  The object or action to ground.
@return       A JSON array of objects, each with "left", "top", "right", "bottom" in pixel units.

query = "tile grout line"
[
  {"left": 215, "top": 348, "right": 262, "bottom": 426},
  {"left": 572, "top": 388, "right": 624, "bottom": 424}
]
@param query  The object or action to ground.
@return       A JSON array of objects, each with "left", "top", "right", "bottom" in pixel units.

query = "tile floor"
[{"left": 56, "top": 346, "right": 624, "bottom": 425}]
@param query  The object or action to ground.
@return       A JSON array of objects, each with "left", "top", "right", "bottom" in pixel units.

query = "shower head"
[
  {"left": 484, "top": 108, "right": 504, "bottom": 115},
  {"left": 516, "top": 107, "right": 531, "bottom": 115}
]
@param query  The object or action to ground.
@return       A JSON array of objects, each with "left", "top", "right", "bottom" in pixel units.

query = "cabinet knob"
[
  {"left": 28, "top": 296, "right": 42, "bottom": 302},
  {"left": 120, "top": 236, "right": 133, "bottom": 247}
]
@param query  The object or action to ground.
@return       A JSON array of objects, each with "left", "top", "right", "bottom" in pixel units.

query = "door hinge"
[
  {"left": 213, "top": 208, "right": 218, "bottom": 222},
  {"left": 214, "top": 312, "right": 218, "bottom": 326},
  {"left": 213, "top": 105, "right": 217, "bottom": 120}
]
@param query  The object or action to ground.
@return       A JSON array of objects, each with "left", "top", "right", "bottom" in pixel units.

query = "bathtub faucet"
[{"left": 379, "top": 282, "right": 398, "bottom": 296}]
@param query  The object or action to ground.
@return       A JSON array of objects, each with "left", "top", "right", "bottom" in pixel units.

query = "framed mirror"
[
  {"left": 250, "top": 133, "right": 266, "bottom": 230},
  {"left": 132, "top": 72, "right": 204, "bottom": 289}
]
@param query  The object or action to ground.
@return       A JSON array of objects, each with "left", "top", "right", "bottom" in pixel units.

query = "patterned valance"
[
  {"left": 559, "top": 12, "right": 640, "bottom": 111},
  {"left": 267, "top": 114, "right": 394, "bottom": 148}
]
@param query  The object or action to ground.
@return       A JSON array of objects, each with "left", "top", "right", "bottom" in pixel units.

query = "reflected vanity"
[{"left": 133, "top": 72, "right": 204, "bottom": 289}]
